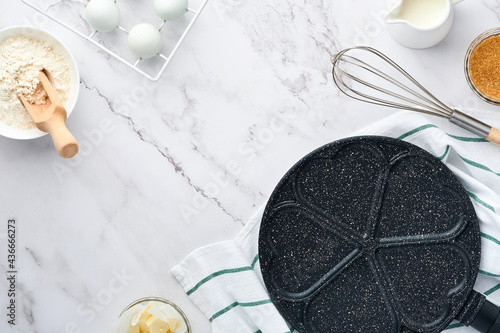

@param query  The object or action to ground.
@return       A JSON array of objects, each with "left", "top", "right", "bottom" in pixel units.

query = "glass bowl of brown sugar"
[{"left": 465, "top": 28, "right": 500, "bottom": 105}]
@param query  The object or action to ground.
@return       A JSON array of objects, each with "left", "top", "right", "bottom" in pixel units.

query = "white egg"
[
  {"left": 127, "top": 23, "right": 163, "bottom": 59},
  {"left": 154, "top": 0, "right": 188, "bottom": 21},
  {"left": 85, "top": 0, "right": 121, "bottom": 33}
]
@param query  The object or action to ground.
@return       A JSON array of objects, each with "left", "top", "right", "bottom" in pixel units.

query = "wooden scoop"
[{"left": 19, "top": 70, "right": 78, "bottom": 158}]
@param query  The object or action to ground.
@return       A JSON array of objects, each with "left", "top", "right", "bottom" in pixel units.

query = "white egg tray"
[{"left": 21, "top": 0, "right": 209, "bottom": 81}]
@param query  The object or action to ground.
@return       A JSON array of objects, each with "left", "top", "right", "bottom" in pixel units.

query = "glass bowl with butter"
[{"left": 114, "top": 297, "right": 192, "bottom": 333}]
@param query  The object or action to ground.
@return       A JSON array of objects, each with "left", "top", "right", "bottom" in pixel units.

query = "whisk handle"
[
  {"left": 449, "top": 110, "right": 500, "bottom": 145},
  {"left": 449, "top": 110, "right": 491, "bottom": 138},
  {"left": 486, "top": 127, "right": 500, "bottom": 146},
  {"left": 450, "top": 110, "right": 500, "bottom": 145}
]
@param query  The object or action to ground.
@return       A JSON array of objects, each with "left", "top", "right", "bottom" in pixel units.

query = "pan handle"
[
  {"left": 470, "top": 298, "right": 500, "bottom": 333},
  {"left": 458, "top": 291, "right": 500, "bottom": 333}
]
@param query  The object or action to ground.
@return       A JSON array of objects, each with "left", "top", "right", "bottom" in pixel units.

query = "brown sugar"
[{"left": 469, "top": 35, "right": 500, "bottom": 101}]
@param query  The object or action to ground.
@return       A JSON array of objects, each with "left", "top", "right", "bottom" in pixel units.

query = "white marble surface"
[{"left": 1, "top": 0, "right": 500, "bottom": 332}]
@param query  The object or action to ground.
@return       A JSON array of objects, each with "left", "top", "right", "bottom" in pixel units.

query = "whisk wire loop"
[
  {"left": 334, "top": 69, "right": 441, "bottom": 116},
  {"left": 339, "top": 54, "right": 450, "bottom": 115},
  {"left": 332, "top": 46, "right": 454, "bottom": 118},
  {"left": 334, "top": 57, "right": 449, "bottom": 117}
]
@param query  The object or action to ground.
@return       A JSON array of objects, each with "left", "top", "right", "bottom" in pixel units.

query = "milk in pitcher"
[
  {"left": 397, "top": 0, "right": 448, "bottom": 28},
  {"left": 385, "top": 0, "right": 463, "bottom": 48}
]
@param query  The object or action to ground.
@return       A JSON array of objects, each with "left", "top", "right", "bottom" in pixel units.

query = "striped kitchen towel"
[{"left": 171, "top": 112, "right": 500, "bottom": 333}]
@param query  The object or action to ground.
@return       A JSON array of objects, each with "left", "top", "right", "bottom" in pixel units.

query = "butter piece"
[
  {"left": 130, "top": 303, "right": 153, "bottom": 333},
  {"left": 146, "top": 315, "right": 172, "bottom": 333},
  {"left": 129, "top": 323, "right": 140, "bottom": 333},
  {"left": 167, "top": 318, "right": 178, "bottom": 332},
  {"left": 138, "top": 307, "right": 153, "bottom": 333}
]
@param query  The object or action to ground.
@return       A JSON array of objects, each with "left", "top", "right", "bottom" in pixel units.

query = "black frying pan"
[{"left": 259, "top": 136, "right": 500, "bottom": 333}]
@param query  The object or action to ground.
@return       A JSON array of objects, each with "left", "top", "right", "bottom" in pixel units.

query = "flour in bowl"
[{"left": 0, "top": 35, "right": 71, "bottom": 129}]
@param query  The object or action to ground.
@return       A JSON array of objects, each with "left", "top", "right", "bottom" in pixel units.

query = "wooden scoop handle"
[{"left": 44, "top": 114, "right": 79, "bottom": 158}]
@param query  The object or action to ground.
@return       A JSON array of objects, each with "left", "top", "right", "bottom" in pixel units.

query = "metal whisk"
[{"left": 331, "top": 46, "right": 500, "bottom": 145}]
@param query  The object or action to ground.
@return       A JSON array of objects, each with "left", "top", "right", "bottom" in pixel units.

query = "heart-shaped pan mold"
[{"left": 259, "top": 136, "right": 500, "bottom": 333}]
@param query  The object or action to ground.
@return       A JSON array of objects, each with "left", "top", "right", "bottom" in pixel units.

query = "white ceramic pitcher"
[{"left": 385, "top": 0, "right": 464, "bottom": 49}]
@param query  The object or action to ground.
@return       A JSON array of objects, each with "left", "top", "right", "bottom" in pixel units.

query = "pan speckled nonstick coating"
[{"left": 259, "top": 136, "right": 499, "bottom": 333}]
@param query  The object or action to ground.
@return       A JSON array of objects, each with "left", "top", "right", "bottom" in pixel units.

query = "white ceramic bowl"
[{"left": 0, "top": 26, "right": 80, "bottom": 140}]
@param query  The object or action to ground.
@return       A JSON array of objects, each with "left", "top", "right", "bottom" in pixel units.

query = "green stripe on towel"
[
  {"left": 209, "top": 299, "right": 273, "bottom": 322},
  {"left": 444, "top": 323, "right": 464, "bottom": 330},
  {"left": 485, "top": 283, "right": 500, "bottom": 296},
  {"left": 187, "top": 266, "right": 253, "bottom": 295},
  {"left": 459, "top": 156, "right": 500, "bottom": 177},
  {"left": 251, "top": 254, "right": 259, "bottom": 268},
  {"left": 437, "top": 145, "right": 451, "bottom": 160},
  {"left": 447, "top": 134, "right": 488, "bottom": 142},
  {"left": 479, "top": 269, "right": 500, "bottom": 278},
  {"left": 397, "top": 124, "right": 438, "bottom": 140},
  {"left": 187, "top": 254, "right": 259, "bottom": 296},
  {"left": 397, "top": 123, "right": 488, "bottom": 143},
  {"left": 481, "top": 233, "right": 500, "bottom": 247},
  {"left": 467, "top": 191, "right": 496, "bottom": 213}
]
